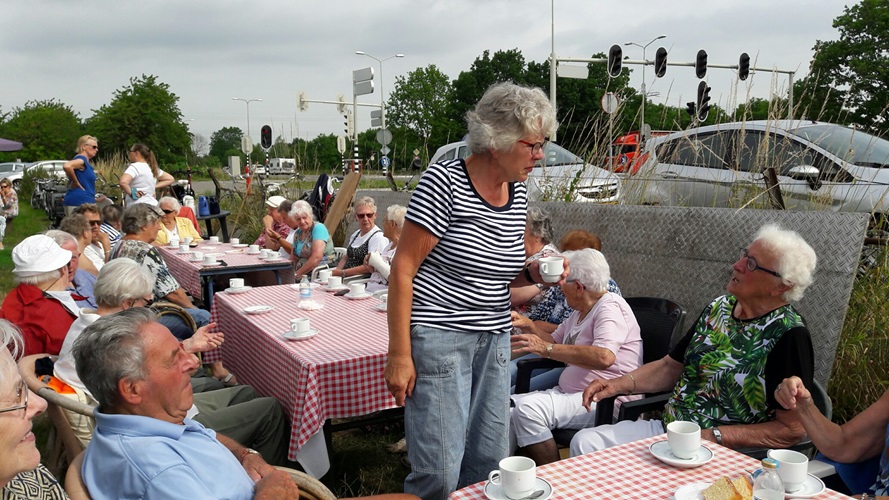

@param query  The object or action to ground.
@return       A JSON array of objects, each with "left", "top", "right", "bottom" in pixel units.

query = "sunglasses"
[
  {"left": 356, "top": 213, "right": 375, "bottom": 219},
  {"left": 88, "top": 220, "right": 102, "bottom": 226},
  {"left": 0, "top": 185, "right": 8, "bottom": 189},
  {"left": 161, "top": 209, "right": 176, "bottom": 214}
]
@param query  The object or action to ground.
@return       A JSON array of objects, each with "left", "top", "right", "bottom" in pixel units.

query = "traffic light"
[
  {"left": 260, "top": 125, "right": 272, "bottom": 150},
  {"left": 298, "top": 91, "right": 308, "bottom": 112},
  {"left": 607, "top": 44, "right": 623, "bottom": 77},
  {"left": 344, "top": 110, "right": 354, "bottom": 138},
  {"left": 654, "top": 47, "right": 668, "bottom": 78},
  {"left": 695, "top": 49, "right": 708, "bottom": 79},
  {"left": 336, "top": 93, "right": 346, "bottom": 113},
  {"left": 696, "top": 81, "right": 712, "bottom": 122},
  {"left": 686, "top": 101, "right": 696, "bottom": 117},
  {"left": 738, "top": 53, "right": 751, "bottom": 81}
]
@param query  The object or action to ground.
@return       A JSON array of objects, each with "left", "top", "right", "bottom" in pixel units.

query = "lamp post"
[
  {"left": 355, "top": 51, "right": 404, "bottom": 131},
  {"left": 624, "top": 35, "right": 665, "bottom": 136},
  {"left": 232, "top": 97, "right": 261, "bottom": 167}
]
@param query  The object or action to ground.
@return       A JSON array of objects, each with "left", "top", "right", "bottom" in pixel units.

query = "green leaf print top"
[{"left": 663, "top": 295, "right": 805, "bottom": 428}]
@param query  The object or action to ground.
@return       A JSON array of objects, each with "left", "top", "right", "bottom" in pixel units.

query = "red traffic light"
[{"left": 260, "top": 125, "right": 272, "bottom": 149}]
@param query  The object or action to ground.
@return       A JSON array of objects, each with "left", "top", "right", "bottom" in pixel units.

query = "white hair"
[
  {"left": 563, "top": 248, "right": 611, "bottom": 293},
  {"left": 754, "top": 223, "right": 817, "bottom": 302}
]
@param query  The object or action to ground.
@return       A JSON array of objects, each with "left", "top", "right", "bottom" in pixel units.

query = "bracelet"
[
  {"left": 626, "top": 372, "right": 637, "bottom": 394},
  {"left": 523, "top": 265, "right": 535, "bottom": 284}
]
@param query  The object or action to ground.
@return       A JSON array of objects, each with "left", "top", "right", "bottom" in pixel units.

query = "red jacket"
[{"left": 0, "top": 283, "right": 76, "bottom": 356}]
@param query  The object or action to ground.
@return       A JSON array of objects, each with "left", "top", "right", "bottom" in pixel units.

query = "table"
[
  {"left": 157, "top": 242, "right": 294, "bottom": 309},
  {"left": 206, "top": 284, "right": 395, "bottom": 475},
  {"left": 196, "top": 209, "right": 231, "bottom": 242},
  {"left": 449, "top": 435, "right": 852, "bottom": 499}
]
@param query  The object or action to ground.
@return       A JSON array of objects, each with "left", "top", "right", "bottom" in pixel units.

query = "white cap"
[
  {"left": 12, "top": 235, "right": 72, "bottom": 277},
  {"left": 265, "top": 196, "right": 287, "bottom": 208}
]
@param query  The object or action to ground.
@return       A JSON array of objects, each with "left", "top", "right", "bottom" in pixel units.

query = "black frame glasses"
[
  {"left": 739, "top": 248, "right": 782, "bottom": 277},
  {"left": 517, "top": 139, "right": 548, "bottom": 155},
  {"left": 161, "top": 209, "right": 176, "bottom": 214},
  {"left": 355, "top": 213, "right": 375, "bottom": 219},
  {"left": 0, "top": 380, "right": 29, "bottom": 416}
]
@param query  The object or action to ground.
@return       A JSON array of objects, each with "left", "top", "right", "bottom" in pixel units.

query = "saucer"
[
  {"left": 201, "top": 261, "right": 222, "bottom": 266},
  {"left": 375, "top": 302, "right": 387, "bottom": 312},
  {"left": 673, "top": 482, "right": 710, "bottom": 500},
  {"left": 344, "top": 292, "right": 373, "bottom": 300},
  {"left": 231, "top": 243, "right": 248, "bottom": 248},
  {"left": 243, "top": 305, "right": 273, "bottom": 314},
  {"left": 322, "top": 284, "right": 349, "bottom": 292},
  {"left": 261, "top": 256, "right": 287, "bottom": 262},
  {"left": 189, "top": 256, "right": 203, "bottom": 262},
  {"left": 224, "top": 286, "right": 252, "bottom": 294},
  {"left": 649, "top": 440, "right": 713, "bottom": 469},
  {"left": 785, "top": 474, "right": 825, "bottom": 499},
  {"left": 282, "top": 329, "right": 318, "bottom": 341},
  {"left": 246, "top": 249, "right": 261, "bottom": 255},
  {"left": 483, "top": 477, "right": 552, "bottom": 500}
]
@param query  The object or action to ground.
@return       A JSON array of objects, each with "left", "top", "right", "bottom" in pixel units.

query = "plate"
[
  {"left": 649, "top": 440, "right": 714, "bottom": 469},
  {"left": 282, "top": 329, "right": 318, "bottom": 341},
  {"left": 225, "top": 249, "right": 244, "bottom": 254},
  {"left": 201, "top": 261, "right": 223, "bottom": 266},
  {"left": 483, "top": 477, "right": 552, "bottom": 500},
  {"left": 231, "top": 243, "right": 248, "bottom": 248},
  {"left": 261, "top": 257, "right": 287, "bottom": 262},
  {"left": 246, "top": 249, "right": 261, "bottom": 255},
  {"left": 344, "top": 292, "right": 373, "bottom": 300},
  {"left": 375, "top": 302, "right": 387, "bottom": 312},
  {"left": 673, "top": 482, "right": 710, "bottom": 500},
  {"left": 785, "top": 474, "right": 825, "bottom": 499},
  {"left": 224, "top": 286, "right": 252, "bottom": 294},
  {"left": 243, "top": 305, "right": 273, "bottom": 315},
  {"left": 322, "top": 284, "right": 349, "bottom": 292}
]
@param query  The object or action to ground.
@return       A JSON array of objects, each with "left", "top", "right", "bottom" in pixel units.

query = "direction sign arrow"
[{"left": 381, "top": 156, "right": 391, "bottom": 168}]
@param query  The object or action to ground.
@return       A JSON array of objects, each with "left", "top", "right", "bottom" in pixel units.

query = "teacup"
[
  {"left": 183, "top": 237, "right": 194, "bottom": 245},
  {"left": 348, "top": 283, "right": 366, "bottom": 296},
  {"left": 767, "top": 449, "right": 809, "bottom": 492},
  {"left": 260, "top": 249, "right": 274, "bottom": 259},
  {"left": 327, "top": 276, "right": 343, "bottom": 289},
  {"left": 179, "top": 244, "right": 189, "bottom": 253},
  {"left": 538, "top": 256, "right": 564, "bottom": 283},
  {"left": 202, "top": 254, "right": 217, "bottom": 265},
  {"left": 248, "top": 244, "right": 260, "bottom": 253},
  {"left": 666, "top": 421, "right": 701, "bottom": 460},
  {"left": 488, "top": 456, "right": 536, "bottom": 499},
  {"left": 169, "top": 238, "right": 180, "bottom": 248},
  {"left": 231, "top": 237, "right": 240, "bottom": 245},
  {"left": 229, "top": 278, "right": 245, "bottom": 289},
  {"left": 192, "top": 251, "right": 204, "bottom": 262},
  {"left": 209, "top": 236, "right": 220, "bottom": 243},
  {"left": 290, "top": 318, "right": 310, "bottom": 334},
  {"left": 379, "top": 293, "right": 388, "bottom": 304},
  {"left": 318, "top": 269, "right": 333, "bottom": 282}
]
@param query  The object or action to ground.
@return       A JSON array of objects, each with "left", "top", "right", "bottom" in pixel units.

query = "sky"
[{"left": 1, "top": 0, "right": 852, "bottom": 151}]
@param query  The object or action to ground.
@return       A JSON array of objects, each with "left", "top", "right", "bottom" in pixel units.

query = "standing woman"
[
  {"left": 332, "top": 196, "right": 389, "bottom": 280},
  {"left": 119, "top": 143, "right": 175, "bottom": 206},
  {"left": 385, "top": 82, "right": 561, "bottom": 500},
  {"left": 0, "top": 178, "right": 19, "bottom": 250},
  {"left": 63, "top": 135, "right": 100, "bottom": 215}
]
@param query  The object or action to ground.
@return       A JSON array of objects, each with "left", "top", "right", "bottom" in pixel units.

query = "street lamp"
[
  {"left": 355, "top": 51, "right": 404, "bottom": 130},
  {"left": 231, "top": 97, "right": 262, "bottom": 138},
  {"left": 624, "top": 35, "right": 666, "bottom": 137}
]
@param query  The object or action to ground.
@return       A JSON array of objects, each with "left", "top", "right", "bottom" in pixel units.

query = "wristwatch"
[
  {"left": 238, "top": 448, "right": 260, "bottom": 463},
  {"left": 712, "top": 426, "right": 723, "bottom": 445},
  {"left": 544, "top": 343, "right": 554, "bottom": 358}
]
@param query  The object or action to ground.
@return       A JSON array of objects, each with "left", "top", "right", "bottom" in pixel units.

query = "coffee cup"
[
  {"left": 327, "top": 276, "right": 343, "bottom": 289},
  {"left": 348, "top": 283, "right": 366, "bottom": 296},
  {"left": 666, "top": 421, "right": 701, "bottom": 460},
  {"left": 231, "top": 237, "right": 240, "bottom": 245},
  {"left": 538, "top": 256, "right": 564, "bottom": 283},
  {"left": 249, "top": 244, "right": 260, "bottom": 253},
  {"left": 169, "top": 238, "right": 180, "bottom": 248},
  {"left": 379, "top": 293, "right": 388, "bottom": 304},
  {"left": 192, "top": 251, "right": 204, "bottom": 262},
  {"left": 488, "top": 456, "right": 536, "bottom": 499},
  {"left": 229, "top": 278, "right": 245, "bottom": 289},
  {"left": 209, "top": 236, "right": 220, "bottom": 243},
  {"left": 260, "top": 249, "right": 273, "bottom": 259},
  {"left": 179, "top": 244, "right": 189, "bottom": 253},
  {"left": 202, "top": 254, "right": 217, "bottom": 265},
  {"left": 318, "top": 269, "right": 333, "bottom": 282},
  {"left": 290, "top": 318, "right": 310, "bottom": 334},
  {"left": 767, "top": 449, "right": 809, "bottom": 492},
  {"left": 183, "top": 237, "right": 194, "bottom": 245}
]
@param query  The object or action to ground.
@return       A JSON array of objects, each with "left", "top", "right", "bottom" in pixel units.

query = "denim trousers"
[
  {"left": 509, "top": 353, "right": 564, "bottom": 394},
  {"left": 404, "top": 325, "right": 511, "bottom": 500},
  {"left": 157, "top": 307, "right": 210, "bottom": 340}
]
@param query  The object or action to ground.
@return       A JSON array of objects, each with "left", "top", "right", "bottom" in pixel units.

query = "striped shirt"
[{"left": 407, "top": 158, "right": 527, "bottom": 332}]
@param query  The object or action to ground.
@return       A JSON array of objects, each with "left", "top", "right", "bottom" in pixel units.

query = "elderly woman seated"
[
  {"left": 365, "top": 204, "right": 406, "bottom": 293},
  {"left": 266, "top": 199, "right": 337, "bottom": 279},
  {"left": 153, "top": 196, "right": 203, "bottom": 246},
  {"left": 0, "top": 235, "right": 78, "bottom": 356},
  {"left": 511, "top": 206, "right": 558, "bottom": 312},
  {"left": 509, "top": 248, "right": 642, "bottom": 466},
  {"left": 332, "top": 196, "right": 390, "bottom": 281}
]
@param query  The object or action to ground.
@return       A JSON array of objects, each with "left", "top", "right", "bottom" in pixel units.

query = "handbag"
[{"left": 208, "top": 196, "right": 220, "bottom": 215}]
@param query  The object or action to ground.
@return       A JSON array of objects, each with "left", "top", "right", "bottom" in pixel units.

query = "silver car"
[
  {"left": 627, "top": 120, "right": 889, "bottom": 219},
  {"left": 429, "top": 141, "right": 621, "bottom": 203},
  {"left": 0, "top": 162, "right": 28, "bottom": 189}
]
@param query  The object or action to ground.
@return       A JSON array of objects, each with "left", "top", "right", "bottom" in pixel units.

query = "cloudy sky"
[{"left": 1, "top": 0, "right": 851, "bottom": 148}]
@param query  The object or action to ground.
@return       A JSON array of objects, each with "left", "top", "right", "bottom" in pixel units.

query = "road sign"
[
  {"left": 240, "top": 135, "right": 253, "bottom": 155},
  {"left": 353, "top": 67, "right": 374, "bottom": 82},
  {"left": 381, "top": 156, "right": 391, "bottom": 168},
  {"left": 557, "top": 63, "right": 589, "bottom": 79},
  {"left": 381, "top": 146, "right": 391, "bottom": 155},
  {"left": 601, "top": 92, "right": 620, "bottom": 114},
  {"left": 376, "top": 129, "right": 393, "bottom": 146},
  {"left": 371, "top": 109, "right": 383, "bottom": 128},
  {"left": 336, "top": 135, "right": 346, "bottom": 155},
  {"left": 354, "top": 80, "right": 374, "bottom": 96}
]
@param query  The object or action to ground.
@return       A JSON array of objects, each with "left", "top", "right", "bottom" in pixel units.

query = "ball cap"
[
  {"left": 12, "top": 234, "right": 73, "bottom": 277},
  {"left": 265, "top": 195, "right": 287, "bottom": 208}
]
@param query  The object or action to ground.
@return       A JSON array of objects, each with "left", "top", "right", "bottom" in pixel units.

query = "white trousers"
[
  {"left": 569, "top": 418, "right": 665, "bottom": 457},
  {"left": 510, "top": 388, "right": 599, "bottom": 449}
]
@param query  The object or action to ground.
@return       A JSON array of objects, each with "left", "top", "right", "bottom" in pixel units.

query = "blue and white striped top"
[{"left": 406, "top": 158, "right": 527, "bottom": 333}]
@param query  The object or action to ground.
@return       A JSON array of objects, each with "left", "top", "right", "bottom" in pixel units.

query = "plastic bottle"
[
  {"left": 300, "top": 275, "right": 311, "bottom": 300},
  {"left": 753, "top": 458, "right": 784, "bottom": 500}
]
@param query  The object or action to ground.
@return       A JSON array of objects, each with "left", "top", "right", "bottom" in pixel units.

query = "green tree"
[
  {"left": 451, "top": 49, "right": 532, "bottom": 124},
  {"left": 209, "top": 126, "right": 244, "bottom": 166},
  {"left": 86, "top": 74, "right": 191, "bottom": 165},
  {"left": 387, "top": 64, "right": 460, "bottom": 152},
  {"left": 0, "top": 99, "right": 82, "bottom": 162}
]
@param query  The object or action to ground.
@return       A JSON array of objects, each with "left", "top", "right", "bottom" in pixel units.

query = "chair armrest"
[
  {"left": 617, "top": 392, "right": 671, "bottom": 422},
  {"left": 37, "top": 388, "right": 96, "bottom": 417},
  {"left": 514, "top": 358, "right": 566, "bottom": 394}
]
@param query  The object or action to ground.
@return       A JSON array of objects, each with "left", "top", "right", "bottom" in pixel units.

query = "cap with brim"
[
  {"left": 266, "top": 195, "right": 287, "bottom": 208},
  {"left": 12, "top": 235, "right": 73, "bottom": 277}
]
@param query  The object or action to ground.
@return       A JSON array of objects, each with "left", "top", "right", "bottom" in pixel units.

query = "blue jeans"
[
  {"left": 404, "top": 325, "right": 511, "bottom": 500},
  {"left": 509, "top": 353, "right": 564, "bottom": 394},
  {"left": 158, "top": 307, "right": 210, "bottom": 341}
]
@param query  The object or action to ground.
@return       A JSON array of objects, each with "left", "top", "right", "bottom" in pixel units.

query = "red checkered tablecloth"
[
  {"left": 450, "top": 435, "right": 851, "bottom": 499},
  {"left": 206, "top": 284, "right": 395, "bottom": 461}
]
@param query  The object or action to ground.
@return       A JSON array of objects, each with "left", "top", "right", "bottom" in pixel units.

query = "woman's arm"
[
  {"left": 64, "top": 158, "right": 85, "bottom": 188},
  {"left": 511, "top": 284, "right": 543, "bottom": 307},
  {"left": 156, "top": 171, "right": 175, "bottom": 189},
  {"left": 510, "top": 332, "right": 616, "bottom": 370},
  {"left": 119, "top": 172, "right": 134, "bottom": 199}
]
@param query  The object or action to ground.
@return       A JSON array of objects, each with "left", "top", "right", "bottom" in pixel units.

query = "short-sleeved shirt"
[
  {"left": 293, "top": 222, "right": 336, "bottom": 266},
  {"left": 1, "top": 464, "right": 66, "bottom": 500},
  {"left": 406, "top": 159, "right": 527, "bottom": 332},
  {"left": 663, "top": 295, "right": 814, "bottom": 428},
  {"left": 551, "top": 293, "right": 643, "bottom": 393},
  {"left": 529, "top": 279, "right": 622, "bottom": 325},
  {"left": 63, "top": 154, "right": 96, "bottom": 206},
  {"left": 111, "top": 239, "right": 180, "bottom": 299},
  {"left": 123, "top": 161, "right": 165, "bottom": 206}
]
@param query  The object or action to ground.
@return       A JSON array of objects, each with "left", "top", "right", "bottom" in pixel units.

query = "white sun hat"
[{"left": 12, "top": 234, "right": 72, "bottom": 277}]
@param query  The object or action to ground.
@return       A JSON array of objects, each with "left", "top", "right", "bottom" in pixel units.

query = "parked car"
[
  {"left": 0, "top": 162, "right": 28, "bottom": 189},
  {"left": 26, "top": 160, "right": 68, "bottom": 180},
  {"left": 626, "top": 120, "right": 889, "bottom": 222},
  {"left": 429, "top": 141, "right": 621, "bottom": 203}
]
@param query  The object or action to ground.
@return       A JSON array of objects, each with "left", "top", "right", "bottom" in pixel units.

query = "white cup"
[
  {"left": 169, "top": 238, "right": 180, "bottom": 248},
  {"left": 379, "top": 293, "right": 388, "bottom": 304},
  {"left": 179, "top": 244, "right": 189, "bottom": 253},
  {"left": 192, "top": 251, "right": 204, "bottom": 261},
  {"left": 290, "top": 318, "right": 310, "bottom": 334},
  {"left": 538, "top": 256, "right": 564, "bottom": 283},
  {"left": 349, "top": 282, "right": 366, "bottom": 296},
  {"left": 202, "top": 254, "right": 217, "bottom": 265},
  {"left": 229, "top": 278, "right": 245, "bottom": 289},
  {"left": 488, "top": 456, "right": 536, "bottom": 499},
  {"left": 231, "top": 237, "right": 240, "bottom": 245},
  {"left": 666, "top": 421, "right": 701, "bottom": 460},
  {"left": 318, "top": 269, "right": 333, "bottom": 282},
  {"left": 767, "top": 449, "right": 809, "bottom": 492},
  {"left": 260, "top": 249, "right": 273, "bottom": 259},
  {"left": 249, "top": 244, "right": 260, "bottom": 253},
  {"left": 183, "top": 237, "right": 194, "bottom": 245},
  {"left": 327, "top": 276, "right": 343, "bottom": 289},
  {"left": 209, "top": 236, "right": 220, "bottom": 243}
]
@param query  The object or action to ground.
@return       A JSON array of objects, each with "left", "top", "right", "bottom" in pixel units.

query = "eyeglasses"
[
  {"left": 739, "top": 248, "right": 782, "bottom": 278},
  {"left": 88, "top": 220, "right": 102, "bottom": 226},
  {"left": 517, "top": 139, "right": 548, "bottom": 155},
  {"left": 131, "top": 296, "right": 154, "bottom": 308},
  {"left": 0, "top": 185, "right": 9, "bottom": 188},
  {"left": 0, "top": 380, "right": 29, "bottom": 416},
  {"left": 161, "top": 209, "right": 176, "bottom": 214},
  {"left": 356, "top": 213, "right": 375, "bottom": 219}
]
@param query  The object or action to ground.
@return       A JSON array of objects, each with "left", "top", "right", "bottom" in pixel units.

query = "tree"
[
  {"left": 451, "top": 49, "right": 532, "bottom": 124},
  {"left": 209, "top": 126, "right": 244, "bottom": 166},
  {"left": 86, "top": 74, "right": 192, "bottom": 165},
  {"left": 190, "top": 133, "right": 209, "bottom": 159},
  {"left": 387, "top": 64, "right": 461, "bottom": 152},
  {"left": 0, "top": 99, "right": 83, "bottom": 162}
]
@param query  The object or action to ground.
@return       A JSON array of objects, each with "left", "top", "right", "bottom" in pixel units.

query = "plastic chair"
[
  {"left": 334, "top": 246, "right": 347, "bottom": 262},
  {"left": 178, "top": 205, "right": 201, "bottom": 234}
]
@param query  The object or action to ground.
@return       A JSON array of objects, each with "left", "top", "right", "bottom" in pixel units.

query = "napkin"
[{"left": 298, "top": 299, "right": 323, "bottom": 310}]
